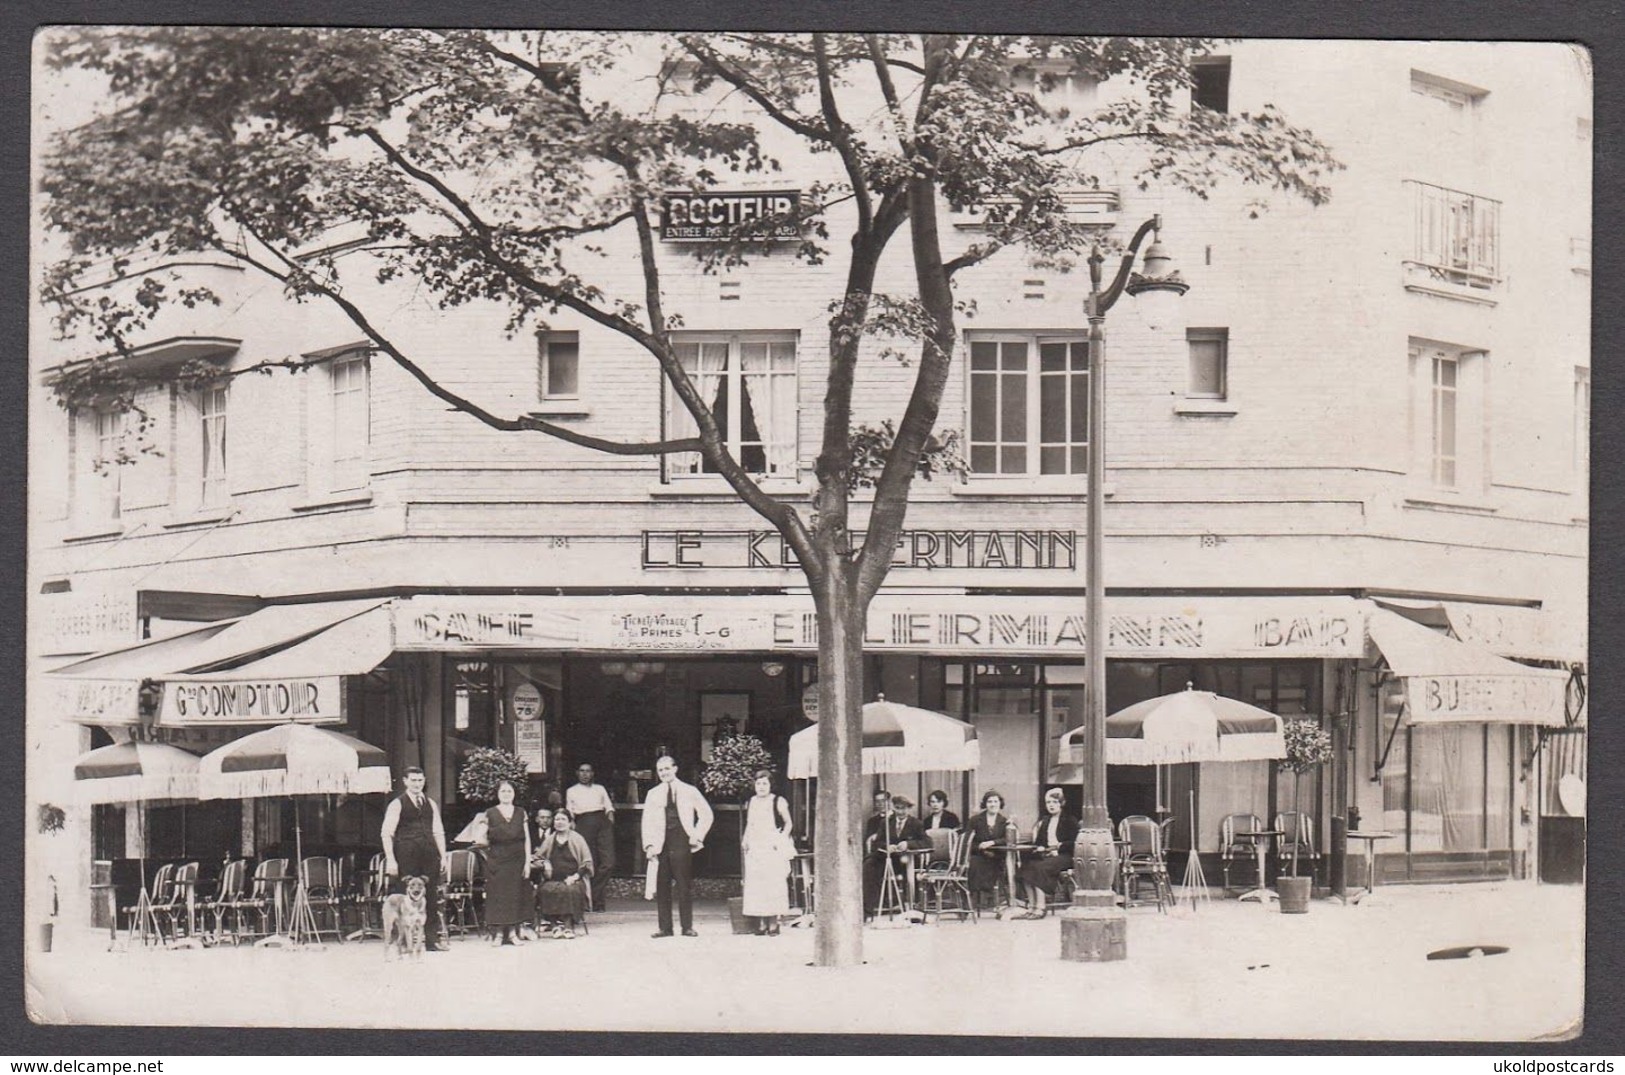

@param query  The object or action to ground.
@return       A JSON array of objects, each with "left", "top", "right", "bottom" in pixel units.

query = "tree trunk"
[{"left": 811, "top": 556, "right": 866, "bottom": 968}]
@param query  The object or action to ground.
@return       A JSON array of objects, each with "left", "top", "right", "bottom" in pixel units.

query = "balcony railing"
[{"left": 1405, "top": 180, "right": 1501, "bottom": 291}]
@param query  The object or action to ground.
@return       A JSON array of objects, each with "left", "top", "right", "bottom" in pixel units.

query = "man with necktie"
[
  {"left": 862, "top": 792, "right": 929, "bottom": 919},
  {"left": 381, "top": 766, "right": 450, "bottom": 951},
  {"left": 640, "top": 754, "right": 714, "bottom": 937}
]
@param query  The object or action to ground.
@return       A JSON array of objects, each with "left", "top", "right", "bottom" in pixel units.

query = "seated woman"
[
  {"left": 1016, "top": 787, "right": 1079, "bottom": 920},
  {"left": 964, "top": 790, "right": 1011, "bottom": 908},
  {"left": 922, "top": 790, "right": 961, "bottom": 833},
  {"left": 532, "top": 809, "right": 594, "bottom": 939}
]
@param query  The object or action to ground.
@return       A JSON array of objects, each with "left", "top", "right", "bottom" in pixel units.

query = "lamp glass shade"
[{"left": 1135, "top": 285, "right": 1182, "bottom": 332}]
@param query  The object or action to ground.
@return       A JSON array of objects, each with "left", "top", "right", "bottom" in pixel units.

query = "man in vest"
[
  {"left": 640, "top": 754, "right": 713, "bottom": 937},
  {"left": 381, "top": 766, "right": 450, "bottom": 951}
]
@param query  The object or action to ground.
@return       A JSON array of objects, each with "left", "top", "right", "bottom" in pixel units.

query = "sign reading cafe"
[{"left": 660, "top": 191, "right": 802, "bottom": 242}]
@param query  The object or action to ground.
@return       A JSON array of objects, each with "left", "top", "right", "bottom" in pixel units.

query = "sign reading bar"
[
  {"left": 642, "top": 529, "right": 1078, "bottom": 570},
  {"left": 160, "top": 676, "right": 344, "bottom": 726},
  {"left": 660, "top": 191, "right": 802, "bottom": 242}
]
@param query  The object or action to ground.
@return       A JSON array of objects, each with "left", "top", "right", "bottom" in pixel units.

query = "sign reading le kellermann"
[{"left": 643, "top": 529, "right": 1078, "bottom": 570}]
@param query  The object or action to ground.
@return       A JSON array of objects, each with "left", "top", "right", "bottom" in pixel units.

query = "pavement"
[{"left": 23, "top": 881, "right": 1584, "bottom": 1042}]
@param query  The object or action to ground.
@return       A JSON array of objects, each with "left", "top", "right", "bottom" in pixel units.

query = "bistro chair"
[
  {"left": 1274, "top": 811, "right": 1319, "bottom": 881},
  {"left": 1117, "top": 816, "right": 1173, "bottom": 912},
  {"left": 347, "top": 853, "right": 388, "bottom": 941},
  {"left": 123, "top": 862, "right": 174, "bottom": 944},
  {"left": 917, "top": 830, "right": 977, "bottom": 924},
  {"left": 443, "top": 849, "right": 482, "bottom": 939},
  {"left": 152, "top": 861, "right": 201, "bottom": 942},
  {"left": 299, "top": 856, "right": 345, "bottom": 943},
  {"left": 1219, "top": 813, "right": 1264, "bottom": 892},
  {"left": 203, "top": 859, "right": 249, "bottom": 944},
  {"left": 233, "top": 857, "right": 290, "bottom": 942}
]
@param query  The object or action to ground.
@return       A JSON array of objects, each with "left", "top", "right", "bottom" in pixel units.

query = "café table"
[
  {"left": 1346, "top": 831, "right": 1395, "bottom": 905},
  {"left": 1235, "top": 829, "right": 1284, "bottom": 904},
  {"left": 875, "top": 846, "right": 933, "bottom": 922},
  {"left": 991, "top": 844, "right": 1036, "bottom": 916}
]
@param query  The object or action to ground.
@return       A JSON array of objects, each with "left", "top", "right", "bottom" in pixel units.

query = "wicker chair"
[
  {"left": 1118, "top": 816, "right": 1173, "bottom": 911},
  {"left": 1220, "top": 813, "right": 1264, "bottom": 892},
  {"left": 917, "top": 830, "right": 977, "bottom": 924},
  {"left": 203, "top": 859, "right": 249, "bottom": 943},
  {"left": 1274, "top": 811, "right": 1319, "bottom": 880},
  {"left": 299, "top": 856, "right": 345, "bottom": 943},
  {"left": 444, "top": 849, "right": 482, "bottom": 939}
]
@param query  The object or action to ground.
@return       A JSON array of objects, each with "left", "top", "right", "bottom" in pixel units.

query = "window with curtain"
[
  {"left": 1409, "top": 724, "right": 1486, "bottom": 853},
  {"left": 91, "top": 407, "right": 127, "bottom": 520},
  {"left": 666, "top": 333, "right": 797, "bottom": 478},
  {"left": 199, "top": 384, "right": 229, "bottom": 508}
]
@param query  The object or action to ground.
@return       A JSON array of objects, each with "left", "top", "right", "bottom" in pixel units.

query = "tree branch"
[
  {"left": 678, "top": 37, "right": 828, "bottom": 142},
  {"left": 812, "top": 33, "right": 872, "bottom": 235}
]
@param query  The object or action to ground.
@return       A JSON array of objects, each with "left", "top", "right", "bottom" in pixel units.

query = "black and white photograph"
[{"left": 23, "top": 27, "right": 1590, "bottom": 1041}]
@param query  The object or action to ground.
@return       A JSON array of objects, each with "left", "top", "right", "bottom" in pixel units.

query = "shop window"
[
  {"left": 538, "top": 331, "right": 580, "bottom": 400},
  {"left": 666, "top": 333, "right": 797, "bottom": 478},
  {"left": 1192, "top": 56, "right": 1230, "bottom": 113},
  {"left": 1186, "top": 328, "right": 1228, "bottom": 400},
  {"left": 967, "top": 334, "right": 1089, "bottom": 477}
]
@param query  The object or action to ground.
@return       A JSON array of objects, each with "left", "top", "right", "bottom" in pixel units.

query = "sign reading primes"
[
  {"left": 661, "top": 191, "right": 802, "bottom": 242},
  {"left": 160, "top": 677, "right": 344, "bottom": 726}
]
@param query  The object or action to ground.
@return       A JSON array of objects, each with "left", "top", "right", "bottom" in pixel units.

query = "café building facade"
[{"left": 30, "top": 39, "right": 1588, "bottom": 925}]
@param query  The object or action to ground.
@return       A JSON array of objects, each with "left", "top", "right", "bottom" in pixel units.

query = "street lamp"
[{"left": 1063, "top": 215, "right": 1188, "bottom": 963}]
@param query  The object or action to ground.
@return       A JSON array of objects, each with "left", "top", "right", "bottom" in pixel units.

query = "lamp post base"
[{"left": 1059, "top": 906, "right": 1127, "bottom": 962}]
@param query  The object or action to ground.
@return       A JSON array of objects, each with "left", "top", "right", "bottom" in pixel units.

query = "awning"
[
  {"left": 45, "top": 599, "right": 394, "bottom": 726},
  {"left": 1367, "top": 608, "right": 1569, "bottom": 727}
]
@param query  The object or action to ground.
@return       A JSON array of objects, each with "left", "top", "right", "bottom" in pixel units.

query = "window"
[
  {"left": 1011, "top": 64, "right": 1099, "bottom": 106},
  {"left": 91, "top": 408, "right": 127, "bottom": 520},
  {"left": 330, "top": 355, "right": 369, "bottom": 492},
  {"left": 1409, "top": 70, "right": 1483, "bottom": 113},
  {"left": 1405, "top": 180, "right": 1501, "bottom": 290},
  {"left": 968, "top": 335, "right": 1088, "bottom": 477},
  {"left": 1192, "top": 57, "right": 1230, "bottom": 113},
  {"left": 198, "top": 384, "right": 228, "bottom": 508},
  {"left": 1410, "top": 339, "right": 1485, "bottom": 493},
  {"left": 1186, "top": 328, "right": 1228, "bottom": 400},
  {"left": 666, "top": 333, "right": 797, "bottom": 478},
  {"left": 538, "top": 332, "right": 580, "bottom": 400}
]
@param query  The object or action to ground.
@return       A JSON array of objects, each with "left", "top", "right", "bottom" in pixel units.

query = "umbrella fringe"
[
  {"left": 75, "top": 773, "right": 200, "bottom": 806},
  {"left": 197, "top": 766, "right": 392, "bottom": 801}
]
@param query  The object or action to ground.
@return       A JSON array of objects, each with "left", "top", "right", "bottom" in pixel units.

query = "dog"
[{"left": 381, "top": 875, "right": 429, "bottom": 961}]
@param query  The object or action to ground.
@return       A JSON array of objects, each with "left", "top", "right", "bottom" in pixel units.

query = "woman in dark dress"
[
  {"left": 481, "top": 780, "right": 533, "bottom": 945},
  {"left": 1016, "top": 787, "right": 1079, "bottom": 919},
  {"left": 533, "top": 809, "right": 594, "bottom": 939},
  {"left": 923, "top": 790, "right": 961, "bottom": 833},
  {"left": 965, "top": 790, "right": 1012, "bottom": 908}
]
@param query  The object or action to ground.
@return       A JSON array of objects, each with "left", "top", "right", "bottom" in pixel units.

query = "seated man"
[{"left": 862, "top": 793, "right": 930, "bottom": 918}]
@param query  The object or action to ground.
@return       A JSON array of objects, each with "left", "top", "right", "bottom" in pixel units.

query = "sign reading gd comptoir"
[{"left": 161, "top": 676, "right": 344, "bottom": 725}]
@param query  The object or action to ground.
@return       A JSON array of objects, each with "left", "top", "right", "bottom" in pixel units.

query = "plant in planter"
[
  {"left": 699, "top": 732, "right": 774, "bottom": 803},
  {"left": 456, "top": 747, "right": 532, "bottom": 806},
  {"left": 1280, "top": 719, "right": 1334, "bottom": 878},
  {"left": 37, "top": 803, "right": 66, "bottom": 836}
]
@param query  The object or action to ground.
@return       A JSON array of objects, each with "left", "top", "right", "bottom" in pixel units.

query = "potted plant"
[
  {"left": 700, "top": 733, "right": 774, "bottom": 934},
  {"left": 1278, "top": 720, "right": 1333, "bottom": 913},
  {"left": 37, "top": 805, "right": 65, "bottom": 952}
]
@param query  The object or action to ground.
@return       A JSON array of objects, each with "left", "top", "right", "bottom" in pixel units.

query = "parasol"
[
  {"left": 198, "top": 724, "right": 391, "bottom": 947},
  {"left": 1058, "top": 685, "right": 1286, "bottom": 767},
  {"left": 71, "top": 740, "right": 203, "bottom": 948},
  {"left": 787, "top": 696, "right": 979, "bottom": 778}
]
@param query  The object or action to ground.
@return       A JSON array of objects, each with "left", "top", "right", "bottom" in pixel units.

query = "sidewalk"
[{"left": 24, "top": 881, "right": 1584, "bottom": 1041}]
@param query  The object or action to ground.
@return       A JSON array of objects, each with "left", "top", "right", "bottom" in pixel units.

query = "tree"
[{"left": 39, "top": 29, "right": 1339, "bottom": 966}]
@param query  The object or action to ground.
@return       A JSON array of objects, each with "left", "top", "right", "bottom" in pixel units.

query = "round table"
[
  {"left": 875, "top": 846, "right": 933, "bottom": 922},
  {"left": 1235, "top": 830, "right": 1284, "bottom": 904},
  {"left": 1346, "top": 831, "right": 1395, "bottom": 904},
  {"left": 991, "top": 844, "right": 1035, "bottom": 914}
]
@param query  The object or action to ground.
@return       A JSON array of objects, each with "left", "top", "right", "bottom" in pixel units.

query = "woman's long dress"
[
  {"left": 740, "top": 794, "right": 791, "bottom": 916},
  {"left": 482, "top": 805, "right": 530, "bottom": 927},
  {"left": 966, "top": 812, "right": 1009, "bottom": 894},
  {"left": 536, "top": 836, "right": 590, "bottom": 920}
]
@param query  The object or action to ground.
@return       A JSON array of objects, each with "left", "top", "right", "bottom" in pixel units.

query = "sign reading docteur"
[
  {"left": 660, "top": 191, "right": 802, "bottom": 242},
  {"left": 160, "top": 676, "right": 344, "bottom": 726}
]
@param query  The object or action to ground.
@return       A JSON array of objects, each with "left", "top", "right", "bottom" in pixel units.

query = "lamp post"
[{"left": 1061, "top": 215, "right": 1188, "bottom": 963}]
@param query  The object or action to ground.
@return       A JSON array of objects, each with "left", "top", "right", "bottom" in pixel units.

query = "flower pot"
[
  {"left": 1277, "top": 876, "right": 1311, "bottom": 914},
  {"left": 727, "top": 896, "right": 754, "bottom": 935}
]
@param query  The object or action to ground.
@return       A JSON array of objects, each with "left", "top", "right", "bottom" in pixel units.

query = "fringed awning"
[
  {"left": 787, "top": 698, "right": 979, "bottom": 778},
  {"left": 72, "top": 741, "right": 202, "bottom": 804},
  {"left": 1059, "top": 687, "right": 1287, "bottom": 767},
  {"left": 197, "top": 723, "right": 391, "bottom": 800}
]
